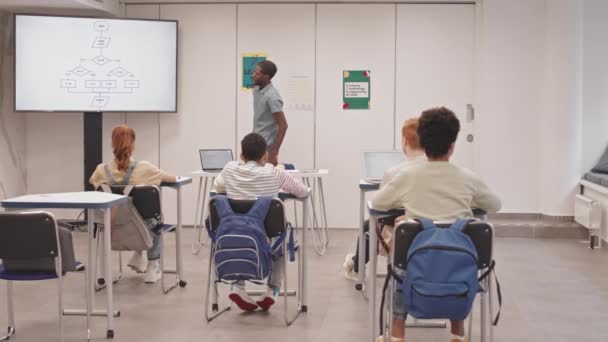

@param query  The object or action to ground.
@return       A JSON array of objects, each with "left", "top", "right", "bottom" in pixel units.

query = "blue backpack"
[
  {"left": 402, "top": 218, "right": 478, "bottom": 321},
  {"left": 209, "top": 196, "right": 285, "bottom": 283}
]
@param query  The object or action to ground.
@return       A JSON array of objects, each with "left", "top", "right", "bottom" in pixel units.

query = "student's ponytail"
[{"left": 111, "top": 125, "right": 136, "bottom": 171}]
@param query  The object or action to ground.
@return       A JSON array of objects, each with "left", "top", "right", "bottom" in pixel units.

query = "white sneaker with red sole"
[
  {"left": 228, "top": 285, "right": 258, "bottom": 311},
  {"left": 256, "top": 287, "right": 279, "bottom": 311}
]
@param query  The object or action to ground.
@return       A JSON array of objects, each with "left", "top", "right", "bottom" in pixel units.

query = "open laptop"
[
  {"left": 363, "top": 151, "right": 405, "bottom": 184},
  {"left": 199, "top": 149, "right": 233, "bottom": 172}
]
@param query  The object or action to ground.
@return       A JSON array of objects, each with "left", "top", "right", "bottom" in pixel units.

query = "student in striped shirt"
[{"left": 213, "top": 132, "right": 310, "bottom": 311}]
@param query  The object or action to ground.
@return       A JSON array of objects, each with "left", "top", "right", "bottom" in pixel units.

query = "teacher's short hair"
[
  {"left": 257, "top": 60, "right": 277, "bottom": 79},
  {"left": 241, "top": 133, "right": 268, "bottom": 161}
]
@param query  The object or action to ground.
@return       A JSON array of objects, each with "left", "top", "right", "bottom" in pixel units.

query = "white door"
[{"left": 395, "top": 4, "right": 476, "bottom": 170}]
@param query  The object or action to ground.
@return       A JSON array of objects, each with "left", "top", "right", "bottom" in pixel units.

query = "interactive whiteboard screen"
[{"left": 15, "top": 15, "right": 177, "bottom": 112}]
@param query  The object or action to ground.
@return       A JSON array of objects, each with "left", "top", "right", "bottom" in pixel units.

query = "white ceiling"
[{"left": 0, "top": 0, "right": 120, "bottom": 16}]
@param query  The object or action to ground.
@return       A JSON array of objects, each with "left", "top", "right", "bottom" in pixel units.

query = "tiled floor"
[{"left": 1, "top": 228, "right": 607, "bottom": 342}]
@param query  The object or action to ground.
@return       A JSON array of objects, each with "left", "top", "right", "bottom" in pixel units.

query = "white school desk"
[{"left": 1, "top": 191, "right": 127, "bottom": 340}]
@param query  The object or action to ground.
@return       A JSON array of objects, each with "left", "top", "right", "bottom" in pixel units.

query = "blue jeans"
[{"left": 144, "top": 218, "right": 161, "bottom": 260}]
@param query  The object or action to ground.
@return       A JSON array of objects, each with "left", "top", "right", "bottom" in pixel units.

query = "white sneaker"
[
  {"left": 343, "top": 253, "right": 358, "bottom": 281},
  {"left": 127, "top": 251, "right": 147, "bottom": 273},
  {"left": 144, "top": 260, "right": 161, "bottom": 284},
  {"left": 228, "top": 284, "right": 258, "bottom": 311},
  {"left": 256, "top": 287, "right": 279, "bottom": 311}
]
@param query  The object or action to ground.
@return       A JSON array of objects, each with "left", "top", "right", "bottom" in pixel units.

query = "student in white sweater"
[
  {"left": 343, "top": 118, "right": 426, "bottom": 279},
  {"left": 373, "top": 107, "right": 501, "bottom": 342}
]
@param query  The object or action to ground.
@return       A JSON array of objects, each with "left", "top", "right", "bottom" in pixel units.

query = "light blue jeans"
[{"left": 144, "top": 218, "right": 161, "bottom": 261}]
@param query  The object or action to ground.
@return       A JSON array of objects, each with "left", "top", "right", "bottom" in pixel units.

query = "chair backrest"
[
  {"left": 208, "top": 197, "right": 286, "bottom": 238},
  {"left": 393, "top": 220, "right": 493, "bottom": 270},
  {"left": 99, "top": 185, "right": 162, "bottom": 221},
  {"left": 0, "top": 212, "right": 59, "bottom": 260}
]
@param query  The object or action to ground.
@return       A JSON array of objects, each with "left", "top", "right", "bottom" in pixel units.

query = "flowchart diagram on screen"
[{"left": 59, "top": 21, "right": 140, "bottom": 110}]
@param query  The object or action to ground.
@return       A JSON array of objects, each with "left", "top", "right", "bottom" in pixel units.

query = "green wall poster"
[
  {"left": 343, "top": 70, "right": 370, "bottom": 110},
  {"left": 242, "top": 53, "right": 267, "bottom": 91}
]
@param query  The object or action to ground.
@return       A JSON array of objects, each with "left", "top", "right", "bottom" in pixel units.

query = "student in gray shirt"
[{"left": 251, "top": 60, "right": 288, "bottom": 166}]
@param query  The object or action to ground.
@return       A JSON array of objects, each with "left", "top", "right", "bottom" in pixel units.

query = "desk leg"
[
  {"left": 301, "top": 198, "right": 309, "bottom": 312},
  {"left": 86, "top": 209, "right": 94, "bottom": 340},
  {"left": 176, "top": 186, "right": 185, "bottom": 285},
  {"left": 369, "top": 215, "right": 379, "bottom": 342},
  {"left": 192, "top": 178, "right": 203, "bottom": 254},
  {"left": 103, "top": 210, "right": 115, "bottom": 339},
  {"left": 357, "top": 190, "right": 366, "bottom": 291},
  {"left": 318, "top": 178, "right": 329, "bottom": 245},
  {"left": 199, "top": 177, "right": 212, "bottom": 240}
]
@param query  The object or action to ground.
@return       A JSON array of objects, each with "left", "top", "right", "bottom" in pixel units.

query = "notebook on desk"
[
  {"left": 362, "top": 151, "right": 404, "bottom": 184},
  {"left": 199, "top": 149, "right": 233, "bottom": 172}
]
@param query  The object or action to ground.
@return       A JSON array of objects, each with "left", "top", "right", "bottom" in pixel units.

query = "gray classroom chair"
[
  {"left": 94, "top": 185, "right": 186, "bottom": 294},
  {"left": 0, "top": 212, "right": 76, "bottom": 342},
  {"left": 382, "top": 219, "right": 499, "bottom": 342},
  {"left": 205, "top": 197, "right": 305, "bottom": 326}
]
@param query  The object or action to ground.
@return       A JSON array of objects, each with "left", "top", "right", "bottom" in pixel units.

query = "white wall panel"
[
  {"left": 316, "top": 4, "right": 396, "bottom": 228},
  {"left": 125, "top": 4, "right": 161, "bottom": 166},
  {"left": 159, "top": 4, "right": 237, "bottom": 224}
]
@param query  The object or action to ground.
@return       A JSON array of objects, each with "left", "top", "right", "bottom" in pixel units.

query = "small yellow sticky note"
[{"left": 343, "top": 71, "right": 350, "bottom": 78}]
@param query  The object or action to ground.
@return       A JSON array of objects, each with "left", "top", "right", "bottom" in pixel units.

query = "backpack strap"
[
  {"left": 287, "top": 222, "right": 296, "bottom": 262},
  {"left": 213, "top": 195, "right": 236, "bottom": 219},
  {"left": 450, "top": 218, "right": 474, "bottom": 232},
  {"left": 99, "top": 184, "right": 112, "bottom": 193},
  {"left": 417, "top": 218, "right": 436, "bottom": 230},
  {"left": 379, "top": 263, "right": 404, "bottom": 334},
  {"left": 103, "top": 164, "right": 117, "bottom": 185},
  {"left": 122, "top": 160, "right": 138, "bottom": 185},
  {"left": 479, "top": 260, "right": 502, "bottom": 325},
  {"left": 247, "top": 196, "right": 273, "bottom": 221}
]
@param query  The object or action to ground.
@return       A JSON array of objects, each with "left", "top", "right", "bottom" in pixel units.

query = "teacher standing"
[{"left": 252, "top": 60, "right": 288, "bottom": 166}]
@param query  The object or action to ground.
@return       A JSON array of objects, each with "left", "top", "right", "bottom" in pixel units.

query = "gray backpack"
[{"left": 93, "top": 161, "right": 153, "bottom": 251}]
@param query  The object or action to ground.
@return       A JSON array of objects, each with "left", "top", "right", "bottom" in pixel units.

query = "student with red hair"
[{"left": 90, "top": 125, "right": 176, "bottom": 284}]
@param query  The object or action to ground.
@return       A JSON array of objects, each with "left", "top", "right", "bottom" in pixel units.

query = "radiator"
[{"left": 574, "top": 194, "right": 601, "bottom": 230}]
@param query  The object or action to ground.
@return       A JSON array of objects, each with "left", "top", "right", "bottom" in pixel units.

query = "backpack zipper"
[
  {"left": 413, "top": 286, "right": 469, "bottom": 298},
  {"left": 407, "top": 245, "right": 477, "bottom": 266}
]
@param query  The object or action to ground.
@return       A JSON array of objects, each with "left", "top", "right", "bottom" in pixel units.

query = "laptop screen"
[
  {"left": 363, "top": 151, "right": 404, "bottom": 181},
  {"left": 200, "top": 149, "right": 233, "bottom": 171}
]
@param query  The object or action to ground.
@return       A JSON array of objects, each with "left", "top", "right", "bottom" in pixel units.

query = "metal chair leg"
[
  {"left": 480, "top": 277, "right": 488, "bottom": 342},
  {"left": 284, "top": 241, "right": 302, "bottom": 326},
  {"left": 58, "top": 275, "right": 64, "bottom": 342},
  {"left": 0, "top": 281, "right": 16, "bottom": 341},
  {"left": 95, "top": 230, "right": 122, "bottom": 292},
  {"left": 205, "top": 246, "right": 230, "bottom": 322},
  {"left": 468, "top": 298, "right": 474, "bottom": 342}
]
